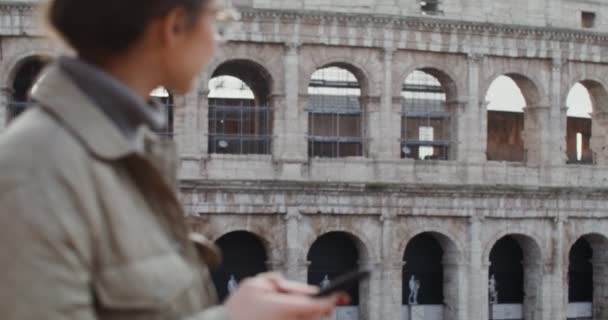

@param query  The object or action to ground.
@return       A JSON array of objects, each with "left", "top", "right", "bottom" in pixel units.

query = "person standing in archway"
[{"left": 0, "top": 1, "right": 346, "bottom": 319}]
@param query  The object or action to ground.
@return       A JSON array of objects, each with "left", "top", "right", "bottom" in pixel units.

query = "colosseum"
[{"left": 2, "top": 1, "right": 608, "bottom": 320}]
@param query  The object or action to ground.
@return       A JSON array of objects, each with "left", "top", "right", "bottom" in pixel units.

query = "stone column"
[
  {"left": 284, "top": 207, "right": 302, "bottom": 280},
  {"left": 277, "top": 43, "right": 306, "bottom": 162},
  {"left": 364, "top": 95, "right": 383, "bottom": 159},
  {"left": 179, "top": 90, "right": 201, "bottom": 157},
  {"left": 464, "top": 53, "right": 486, "bottom": 164},
  {"left": 359, "top": 259, "right": 383, "bottom": 320},
  {"left": 522, "top": 259, "right": 545, "bottom": 320},
  {"left": 197, "top": 84, "right": 211, "bottom": 156},
  {"left": 446, "top": 100, "right": 467, "bottom": 162},
  {"left": 590, "top": 111, "right": 608, "bottom": 165},
  {"left": 592, "top": 254, "right": 608, "bottom": 319},
  {"left": 380, "top": 211, "right": 402, "bottom": 320},
  {"left": 550, "top": 217, "right": 567, "bottom": 320},
  {"left": 467, "top": 215, "right": 487, "bottom": 320},
  {"left": 376, "top": 47, "right": 400, "bottom": 161},
  {"left": 443, "top": 258, "right": 467, "bottom": 320},
  {"left": 548, "top": 58, "right": 567, "bottom": 167},
  {"left": 522, "top": 105, "right": 550, "bottom": 166},
  {"left": 0, "top": 86, "right": 12, "bottom": 130}
]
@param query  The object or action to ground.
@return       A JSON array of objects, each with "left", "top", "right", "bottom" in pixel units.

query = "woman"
[{"left": 0, "top": 0, "right": 345, "bottom": 319}]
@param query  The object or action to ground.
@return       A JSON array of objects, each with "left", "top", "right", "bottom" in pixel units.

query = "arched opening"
[
  {"left": 565, "top": 81, "right": 608, "bottom": 165},
  {"left": 567, "top": 238, "right": 593, "bottom": 319},
  {"left": 307, "top": 232, "right": 366, "bottom": 319},
  {"left": 402, "top": 232, "right": 461, "bottom": 320},
  {"left": 401, "top": 69, "right": 453, "bottom": 161},
  {"left": 8, "top": 57, "right": 48, "bottom": 123},
  {"left": 208, "top": 60, "right": 273, "bottom": 155},
  {"left": 485, "top": 75, "right": 539, "bottom": 162},
  {"left": 307, "top": 65, "right": 364, "bottom": 158},
  {"left": 488, "top": 235, "right": 542, "bottom": 320},
  {"left": 150, "top": 87, "right": 174, "bottom": 139},
  {"left": 568, "top": 234, "right": 608, "bottom": 320},
  {"left": 211, "top": 231, "right": 269, "bottom": 302},
  {"left": 403, "top": 233, "right": 444, "bottom": 305}
]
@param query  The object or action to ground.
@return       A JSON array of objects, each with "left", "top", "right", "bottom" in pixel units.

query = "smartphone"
[{"left": 313, "top": 269, "right": 371, "bottom": 298}]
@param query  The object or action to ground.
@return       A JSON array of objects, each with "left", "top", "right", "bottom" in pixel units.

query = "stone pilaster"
[
  {"left": 375, "top": 47, "right": 400, "bottom": 160},
  {"left": 550, "top": 217, "right": 567, "bottom": 320},
  {"left": 197, "top": 86, "right": 210, "bottom": 155},
  {"left": 548, "top": 58, "right": 567, "bottom": 167},
  {"left": 522, "top": 105, "right": 550, "bottom": 166},
  {"left": 590, "top": 111, "right": 608, "bottom": 165},
  {"left": 380, "top": 211, "right": 401, "bottom": 320},
  {"left": 276, "top": 42, "right": 306, "bottom": 162},
  {"left": 446, "top": 100, "right": 467, "bottom": 162},
  {"left": 0, "top": 86, "right": 12, "bottom": 130},
  {"left": 464, "top": 53, "right": 486, "bottom": 163},
  {"left": 284, "top": 207, "right": 302, "bottom": 280},
  {"left": 468, "top": 214, "right": 487, "bottom": 320}
]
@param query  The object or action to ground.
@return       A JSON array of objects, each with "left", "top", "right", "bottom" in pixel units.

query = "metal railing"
[{"left": 208, "top": 102, "right": 273, "bottom": 155}]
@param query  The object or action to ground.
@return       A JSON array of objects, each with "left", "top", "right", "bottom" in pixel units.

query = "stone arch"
[
  {"left": 562, "top": 78, "right": 608, "bottom": 165},
  {"left": 483, "top": 230, "right": 545, "bottom": 265},
  {"left": 484, "top": 72, "right": 545, "bottom": 163},
  {"left": 207, "top": 59, "right": 273, "bottom": 105},
  {"left": 398, "top": 229, "right": 464, "bottom": 264},
  {"left": 202, "top": 45, "right": 283, "bottom": 95},
  {"left": 211, "top": 227, "right": 280, "bottom": 265},
  {"left": 306, "top": 62, "right": 369, "bottom": 158},
  {"left": 566, "top": 233, "right": 608, "bottom": 319},
  {"left": 1, "top": 50, "right": 54, "bottom": 87},
  {"left": 303, "top": 228, "right": 373, "bottom": 263},
  {"left": 398, "top": 66, "right": 459, "bottom": 102},
  {"left": 562, "top": 78, "right": 608, "bottom": 113},
  {"left": 306, "top": 230, "right": 372, "bottom": 320},
  {"left": 303, "top": 58, "right": 373, "bottom": 98},
  {"left": 399, "top": 67, "right": 458, "bottom": 160},
  {"left": 4, "top": 54, "right": 52, "bottom": 124},
  {"left": 482, "top": 71, "right": 544, "bottom": 107},
  {"left": 486, "top": 233, "right": 544, "bottom": 320},
  {"left": 206, "top": 59, "right": 274, "bottom": 155},
  {"left": 400, "top": 231, "right": 464, "bottom": 320}
]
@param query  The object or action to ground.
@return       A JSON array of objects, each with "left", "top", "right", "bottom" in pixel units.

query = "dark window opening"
[
  {"left": 211, "top": 231, "right": 268, "bottom": 302},
  {"left": 569, "top": 238, "right": 593, "bottom": 303},
  {"left": 402, "top": 233, "right": 444, "bottom": 305},
  {"left": 307, "top": 232, "right": 360, "bottom": 305},
  {"left": 489, "top": 236, "right": 524, "bottom": 304},
  {"left": 9, "top": 58, "right": 48, "bottom": 122},
  {"left": 420, "top": 0, "right": 442, "bottom": 15},
  {"left": 582, "top": 11, "right": 596, "bottom": 29}
]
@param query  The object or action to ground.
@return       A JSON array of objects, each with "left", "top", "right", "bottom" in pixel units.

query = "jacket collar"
[
  {"left": 30, "top": 63, "right": 149, "bottom": 160},
  {"left": 58, "top": 57, "right": 166, "bottom": 139}
]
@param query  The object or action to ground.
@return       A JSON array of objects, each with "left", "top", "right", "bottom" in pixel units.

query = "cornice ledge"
[{"left": 239, "top": 8, "right": 608, "bottom": 44}]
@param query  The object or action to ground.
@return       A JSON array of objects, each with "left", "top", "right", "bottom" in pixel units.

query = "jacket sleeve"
[{"left": 0, "top": 183, "right": 96, "bottom": 320}]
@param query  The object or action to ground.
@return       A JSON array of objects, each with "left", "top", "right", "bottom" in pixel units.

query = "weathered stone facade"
[{"left": 2, "top": 1, "right": 608, "bottom": 320}]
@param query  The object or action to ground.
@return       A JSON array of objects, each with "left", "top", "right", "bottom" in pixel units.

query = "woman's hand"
[{"left": 224, "top": 273, "right": 349, "bottom": 320}]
